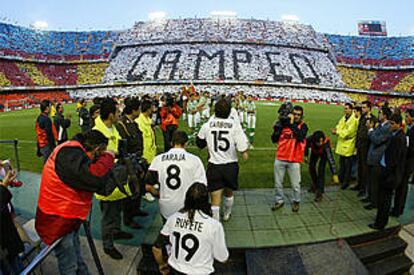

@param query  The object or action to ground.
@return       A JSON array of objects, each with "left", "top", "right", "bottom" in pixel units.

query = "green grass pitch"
[{"left": 0, "top": 101, "right": 347, "bottom": 189}]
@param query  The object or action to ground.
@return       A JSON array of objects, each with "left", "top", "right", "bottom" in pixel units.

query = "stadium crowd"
[
  {"left": 119, "top": 19, "right": 327, "bottom": 50},
  {"left": 103, "top": 43, "right": 343, "bottom": 87},
  {"left": 326, "top": 34, "right": 414, "bottom": 66},
  {"left": 70, "top": 85, "right": 352, "bottom": 103},
  {"left": 1, "top": 19, "right": 414, "bottom": 95},
  {"left": 0, "top": 22, "right": 118, "bottom": 61}
]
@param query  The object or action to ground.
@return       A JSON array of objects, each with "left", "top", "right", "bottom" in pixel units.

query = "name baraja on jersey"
[{"left": 162, "top": 153, "right": 186, "bottom": 162}]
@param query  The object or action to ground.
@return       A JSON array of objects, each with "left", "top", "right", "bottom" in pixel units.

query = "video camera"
[
  {"left": 277, "top": 101, "right": 294, "bottom": 127},
  {"left": 165, "top": 94, "right": 175, "bottom": 107}
]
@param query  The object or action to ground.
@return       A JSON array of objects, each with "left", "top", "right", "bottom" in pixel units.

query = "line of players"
[
  {"left": 145, "top": 97, "right": 250, "bottom": 274},
  {"left": 184, "top": 90, "right": 257, "bottom": 146}
]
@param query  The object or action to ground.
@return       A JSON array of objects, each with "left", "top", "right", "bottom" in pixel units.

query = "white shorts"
[
  {"left": 247, "top": 115, "right": 256, "bottom": 129},
  {"left": 202, "top": 108, "right": 210, "bottom": 119}
]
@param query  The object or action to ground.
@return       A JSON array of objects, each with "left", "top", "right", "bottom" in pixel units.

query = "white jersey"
[
  {"left": 161, "top": 211, "right": 229, "bottom": 275},
  {"left": 198, "top": 116, "right": 249, "bottom": 164},
  {"left": 229, "top": 107, "right": 241, "bottom": 125},
  {"left": 148, "top": 148, "right": 207, "bottom": 219}
]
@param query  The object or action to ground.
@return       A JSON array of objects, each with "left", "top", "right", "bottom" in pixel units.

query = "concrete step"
[
  {"left": 366, "top": 253, "right": 412, "bottom": 275},
  {"left": 353, "top": 235, "right": 407, "bottom": 264}
]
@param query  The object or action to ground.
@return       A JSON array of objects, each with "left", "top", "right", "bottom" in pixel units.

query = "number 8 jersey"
[
  {"left": 161, "top": 210, "right": 229, "bottom": 274},
  {"left": 197, "top": 116, "right": 249, "bottom": 164},
  {"left": 148, "top": 148, "right": 207, "bottom": 219}
]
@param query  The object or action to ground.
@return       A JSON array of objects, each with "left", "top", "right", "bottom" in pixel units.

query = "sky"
[{"left": 1, "top": 0, "right": 413, "bottom": 36}]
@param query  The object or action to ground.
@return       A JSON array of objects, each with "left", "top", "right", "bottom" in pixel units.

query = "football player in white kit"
[
  {"left": 187, "top": 93, "right": 198, "bottom": 131},
  {"left": 145, "top": 130, "right": 207, "bottom": 221},
  {"left": 153, "top": 183, "right": 229, "bottom": 275},
  {"left": 196, "top": 98, "right": 249, "bottom": 221},
  {"left": 200, "top": 91, "right": 211, "bottom": 121},
  {"left": 246, "top": 94, "right": 257, "bottom": 145}
]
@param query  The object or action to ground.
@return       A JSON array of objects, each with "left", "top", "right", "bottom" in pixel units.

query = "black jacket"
[
  {"left": 54, "top": 139, "right": 120, "bottom": 196},
  {"left": 79, "top": 107, "right": 91, "bottom": 134},
  {"left": 116, "top": 115, "right": 144, "bottom": 157},
  {"left": 406, "top": 124, "right": 414, "bottom": 174},
  {"left": 0, "top": 185, "right": 24, "bottom": 261},
  {"left": 381, "top": 129, "right": 408, "bottom": 189},
  {"left": 356, "top": 113, "right": 378, "bottom": 156},
  {"left": 271, "top": 120, "right": 308, "bottom": 144},
  {"left": 53, "top": 112, "right": 71, "bottom": 144},
  {"left": 305, "top": 136, "right": 337, "bottom": 175},
  {"left": 36, "top": 113, "right": 56, "bottom": 148}
]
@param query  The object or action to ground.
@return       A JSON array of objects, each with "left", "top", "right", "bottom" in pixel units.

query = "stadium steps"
[{"left": 348, "top": 226, "right": 413, "bottom": 275}]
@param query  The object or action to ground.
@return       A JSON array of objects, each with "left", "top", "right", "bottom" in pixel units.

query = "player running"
[{"left": 196, "top": 98, "right": 249, "bottom": 221}]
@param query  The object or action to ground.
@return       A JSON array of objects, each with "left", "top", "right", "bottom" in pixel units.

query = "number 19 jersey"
[
  {"left": 161, "top": 211, "right": 229, "bottom": 274},
  {"left": 148, "top": 148, "right": 207, "bottom": 219},
  {"left": 197, "top": 116, "right": 249, "bottom": 164}
]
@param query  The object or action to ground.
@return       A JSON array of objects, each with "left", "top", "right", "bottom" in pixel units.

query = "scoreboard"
[{"left": 358, "top": 21, "right": 387, "bottom": 36}]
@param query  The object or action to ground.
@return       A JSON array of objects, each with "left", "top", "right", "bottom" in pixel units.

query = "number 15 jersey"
[
  {"left": 148, "top": 148, "right": 207, "bottom": 219},
  {"left": 197, "top": 116, "right": 249, "bottom": 164}
]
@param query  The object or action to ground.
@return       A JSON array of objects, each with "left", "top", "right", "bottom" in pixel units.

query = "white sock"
[
  {"left": 223, "top": 196, "right": 234, "bottom": 215},
  {"left": 211, "top": 206, "right": 220, "bottom": 221}
]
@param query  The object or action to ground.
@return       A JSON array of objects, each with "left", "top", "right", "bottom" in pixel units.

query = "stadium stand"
[
  {"left": 0, "top": 19, "right": 413, "bottom": 97},
  {"left": 0, "top": 90, "right": 70, "bottom": 110},
  {"left": 325, "top": 34, "right": 414, "bottom": 66},
  {"left": 0, "top": 22, "right": 119, "bottom": 60},
  {"left": 338, "top": 66, "right": 414, "bottom": 92}
]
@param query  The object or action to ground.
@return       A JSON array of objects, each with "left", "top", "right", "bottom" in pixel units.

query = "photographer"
[
  {"left": 116, "top": 97, "right": 148, "bottom": 229},
  {"left": 35, "top": 99, "right": 57, "bottom": 163},
  {"left": 305, "top": 131, "right": 339, "bottom": 202},
  {"left": 271, "top": 104, "right": 308, "bottom": 212},
  {"left": 78, "top": 99, "right": 91, "bottom": 134},
  {"left": 35, "top": 130, "right": 118, "bottom": 274},
  {"left": 1, "top": 170, "right": 24, "bottom": 275},
  {"left": 160, "top": 94, "right": 182, "bottom": 152}
]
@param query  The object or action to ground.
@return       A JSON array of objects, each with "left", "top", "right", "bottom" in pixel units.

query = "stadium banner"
[
  {"left": 358, "top": 21, "right": 387, "bottom": 36},
  {"left": 104, "top": 43, "right": 343, "bottom": 87}
]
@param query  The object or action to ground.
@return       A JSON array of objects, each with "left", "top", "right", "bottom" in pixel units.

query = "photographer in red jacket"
[
  {"left": 271, "top": 104, "right": 308, "bottom": 212},
  {"left": 159, "top": 94, "right": 182, "bottom": 152},
  {"left": 35, "top": 130, "right": 119, "bottom": 274}
]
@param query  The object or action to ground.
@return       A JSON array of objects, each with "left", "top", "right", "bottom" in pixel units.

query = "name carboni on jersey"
[{"left": 209, "top": 121, "right": 233, "bottom": 128}]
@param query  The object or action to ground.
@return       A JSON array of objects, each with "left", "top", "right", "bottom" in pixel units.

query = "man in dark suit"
[
  {"left": 364, "top": 107, "right": 392, "bottom": 210},
  {"left": 391, "top": 109, "right": 414, "bottom": 217},
  {"left": 369, "top": 113, "right": 408, "bottom": 230},
  {"left": 354, "top": 101, "right": 378, "bottom": 196}
]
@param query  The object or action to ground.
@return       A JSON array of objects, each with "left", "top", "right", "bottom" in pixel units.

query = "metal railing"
[{"left": 0, "top": 139, "right": 20, "bottom": 171}]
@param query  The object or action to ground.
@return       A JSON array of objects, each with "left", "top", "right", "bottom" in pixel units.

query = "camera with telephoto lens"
[{"left": 112, "top": 139, "right": 148, "bottom": 198}]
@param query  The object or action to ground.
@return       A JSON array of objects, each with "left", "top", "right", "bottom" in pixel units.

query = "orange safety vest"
[
  {"left": 37, "top": 140, "right": 93, "bottom": 220},
  {"left": 35, "top": 113, "right": 58, "bottom": 147},
  {"left": 276, "top": 122, "right": 307, "bottom": 163}
]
